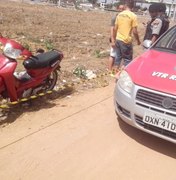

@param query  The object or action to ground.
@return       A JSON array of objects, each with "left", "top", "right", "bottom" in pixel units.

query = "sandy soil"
[
  {"left": 0, "top": 81, "right": 175, "bottom": 180},
  {"left": 0, "top": 0, "right": 146, "bottom": 73}
]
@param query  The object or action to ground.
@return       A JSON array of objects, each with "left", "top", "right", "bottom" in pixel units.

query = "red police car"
[{"left": 114, "top": 25, "right": 176, "bottom": 143}]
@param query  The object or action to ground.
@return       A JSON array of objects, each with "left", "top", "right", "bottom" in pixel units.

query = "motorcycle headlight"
[
  {"left": 3, "top": 43, "right": 22, "bottom": 59},
  {"left": 118, "top": 70, "right": 133, "bottom": 94}
]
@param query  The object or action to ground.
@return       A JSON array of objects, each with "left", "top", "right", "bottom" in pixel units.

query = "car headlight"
[
  {"left": 118, "top": 70, "right": 133, "bottom": 94},
  {"left": 3, "top": 43, "right": 22, "bottom": 59}
]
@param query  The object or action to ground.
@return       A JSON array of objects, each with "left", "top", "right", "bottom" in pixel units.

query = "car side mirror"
[{"left": 143, "top": 40, "right": 152, "bottom": 49}]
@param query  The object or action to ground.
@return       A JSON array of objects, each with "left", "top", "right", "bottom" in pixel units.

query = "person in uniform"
[
  {"left": 143, "top": 3, "right": 169, "bottom": 46},
  {"left": 158, "top": 3, "right": 170, "bottom": 36}
]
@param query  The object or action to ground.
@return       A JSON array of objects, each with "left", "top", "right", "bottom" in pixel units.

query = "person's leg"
[
  {"left": 114, "top": 42, "right": 132, "bottom": 81},
  {"left": 108, "top": 56, "right": 114, "bottom": 71},
  {"left": 108, "top": 47, "right": 115, "bottom": 71},
  {"left": 120, "top": 42, "right": 133, "bottom": 67},
  {"left": 114, "top": 40, "right": 123, "bottom": 80},
  {"left": 113, "top": 44, "right": 122, "bottom": 73}
]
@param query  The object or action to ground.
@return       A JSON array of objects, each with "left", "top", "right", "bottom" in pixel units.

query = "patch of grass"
[
  {"left": 94, "top": 49, "right": 109, "bottom": 58},
  {"left": 95, "top": 49, "right": 101, "bottom": 58},
  {"left": 32, "top": 38, "right": 42, "bottom": 44},
  {"left": 16, "top": 32, "right": 25, "bottom": 36},
  {"left": 45, "top": 40, "right": 54, "bottom": 50},
  {"left": 73, "top": 66, "right": 87, "bottom": 79},
  {"left": 22, "top": 42, "right": 32, "bottom": 51}
]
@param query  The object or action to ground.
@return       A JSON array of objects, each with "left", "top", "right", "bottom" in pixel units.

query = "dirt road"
[{"left": 0, "top": 82, "right": 175, "bottom": 180}]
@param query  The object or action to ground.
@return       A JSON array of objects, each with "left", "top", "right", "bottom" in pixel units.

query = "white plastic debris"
[
  {"left": 85, "top": 70, "right": 96, "bottom": 79},
  {"left": 96, "top": 33, "right": 102, "bottom": 36},
  {"left": 82, "top": 41, "right": 88, "bottom": 45},
  {"left": 66, "top": 95, "right": 71, "bottom": 98}
]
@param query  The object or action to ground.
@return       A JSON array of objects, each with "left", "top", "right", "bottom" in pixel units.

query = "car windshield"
[{"left": 153, "top": 26, "right": 176, "bottom": 53}]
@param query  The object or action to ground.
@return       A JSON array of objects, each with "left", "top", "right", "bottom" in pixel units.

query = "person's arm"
[
  {"left": 111, "top": 16, "right": 118, "bottom": 47},
  {"left": 151, "top": 35, "right": 158, "bottom": 44},
  {"left": 110, "top": 26, "right": 114, "bottom": 43},
  {"left": 111, "top": 25, "right": 118, "bottom": 47},
  {"left": 110, "top": 15, "right": 117, "bottom": 47},
  {"left": 151, "top": 18, "right": 162, "bottom": 44},
  {"left": 132, "top": 27, "right": 141, "bottom": 45},
  {"left": 132, "top": 15, "right": 141, "bottom": 45}
]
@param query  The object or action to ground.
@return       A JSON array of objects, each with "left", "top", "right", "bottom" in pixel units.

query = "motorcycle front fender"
[{"left": 0, "top": 61, "right": 18, "bottom": 101}]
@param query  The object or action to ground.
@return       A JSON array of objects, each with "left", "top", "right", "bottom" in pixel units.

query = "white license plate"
[{"left": 143, "top": 111, "right": 176, "bottom": 133}]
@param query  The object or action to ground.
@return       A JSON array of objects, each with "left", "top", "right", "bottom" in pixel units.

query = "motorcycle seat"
[{"left": 23, "top": 50, "right": 62, "bottom": 69}]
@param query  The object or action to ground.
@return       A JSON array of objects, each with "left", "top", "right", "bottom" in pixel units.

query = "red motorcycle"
[{"left": 0, "top": 37, "right": 63, "bottom": 102}]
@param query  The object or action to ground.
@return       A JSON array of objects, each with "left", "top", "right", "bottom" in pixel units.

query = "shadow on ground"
[
  {"left": 0, "top": 86, "right": 75, "bottom": 126},
  {"left": 0, "top": 73, "right": 111, "bottom": 127},
  {"left": 117, "top": 116, "right": 176, "bottom": 159}
]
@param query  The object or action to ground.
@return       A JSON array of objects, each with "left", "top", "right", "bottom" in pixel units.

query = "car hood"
[{"left": 126, "top": 49, "right": 176, "bottom": 95}]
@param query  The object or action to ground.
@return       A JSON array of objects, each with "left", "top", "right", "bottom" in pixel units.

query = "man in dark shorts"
[{"left": 111, "top": 0, "right": 141, "bottom": 71}]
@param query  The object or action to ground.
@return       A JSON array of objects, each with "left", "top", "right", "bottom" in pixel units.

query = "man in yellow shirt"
[{"left": 111, "top": 0, "right": 140, "bottom": 68}]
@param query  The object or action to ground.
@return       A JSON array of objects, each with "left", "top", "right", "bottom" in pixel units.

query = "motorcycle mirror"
[{"left": 36, "top": 48, "right": 45, "bottom": 54}]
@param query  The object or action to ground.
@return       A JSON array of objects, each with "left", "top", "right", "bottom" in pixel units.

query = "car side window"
[
  {"left": 154, "top": 27, "right": 176, "bottom": 51},
  {"left": 170, "top": 40, "right": 176, "bottom": 50}
]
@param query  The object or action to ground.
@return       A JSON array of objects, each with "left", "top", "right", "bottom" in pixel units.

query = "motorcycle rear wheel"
[{"left": 45, "top": 70, "right": 58, "bottom": 91}]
